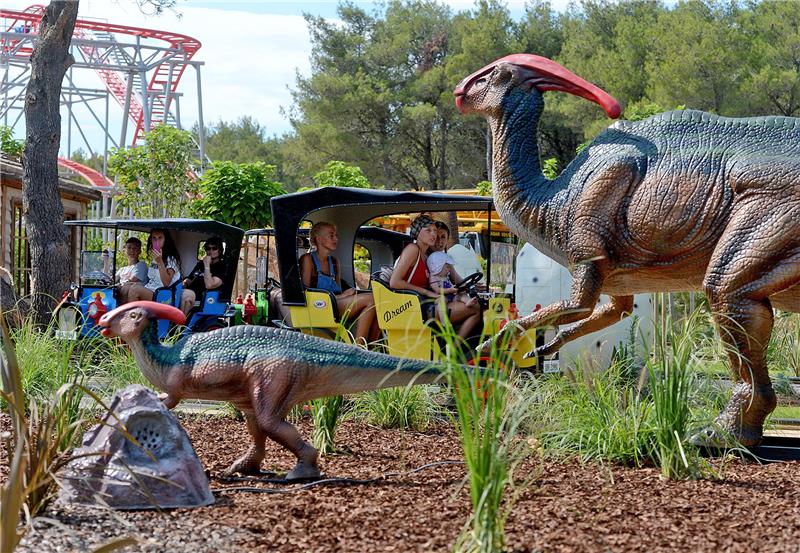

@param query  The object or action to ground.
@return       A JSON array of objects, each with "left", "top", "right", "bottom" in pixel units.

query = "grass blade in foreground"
[{"left": 441, "top": 324, "right": 530, "bottom": 553}]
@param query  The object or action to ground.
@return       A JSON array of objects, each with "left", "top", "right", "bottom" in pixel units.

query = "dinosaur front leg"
[
  {"left": 525, "top": 295, "right": 633, "bottom": 358},
  {"left": 225, "top": 413, "right": 267, "bottom": 475},
  {"left": 480, "top": 261, "right": 605, "bottom": 353}
]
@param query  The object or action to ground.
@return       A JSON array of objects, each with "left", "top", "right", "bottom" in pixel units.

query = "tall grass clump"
[
  {"left": 309, "top": 394, "right": 344, "bottom": 455},
  {"left": 527, "top": 355, "right": 654, "bottom": 467},
  {"left": 768, "top": 312, "right": 800, "bottom": 376},
  {"left": 441, "top": 323, "right": 531, "bottom": 553},
  {"left": 353, "top": 385, "right": 435, "bottom": 430},
  {"left": 79, "top": 337, "right": 148, "bottom": 394},
  {"left": 0, "top": 318, "right": 94, "bottom": 550},
  {"left": 6, "top": 318, "right": 79, "bottom": 407},
  {"left": 647, "top": 311, "right": 710, "bottom": 479}
]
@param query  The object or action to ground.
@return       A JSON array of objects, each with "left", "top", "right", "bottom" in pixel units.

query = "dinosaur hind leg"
[
  {"left": 225, "top": 413, "right": 267, "bottom": 475},
  {"left": 699, "top": 199, "right": 800, "bottom": 446},
  {"left": 262, "top": 417, "right": 320, "bottom": 480}
]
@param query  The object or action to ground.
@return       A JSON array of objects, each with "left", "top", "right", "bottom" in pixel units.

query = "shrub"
[{"left": 353, "top": 385, "right": 435, "bottom": 431}]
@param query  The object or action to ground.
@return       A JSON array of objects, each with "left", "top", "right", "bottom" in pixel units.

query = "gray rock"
[{"left": 60, "top": 385, "right": 214, "bottom": 510}]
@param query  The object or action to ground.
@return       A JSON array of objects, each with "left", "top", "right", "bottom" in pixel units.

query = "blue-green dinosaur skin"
[
  {"left": 102, "top": 303, "right": 444, "bottom": 477},
  {"left": 137, "top": 320, "right": 438, "bottom": 408},
  {"left": 457, "top": 55, "right": 800, "bottom": 447}
]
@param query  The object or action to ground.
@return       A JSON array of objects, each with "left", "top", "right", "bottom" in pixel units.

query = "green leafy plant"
[
  {"left": 0, "top": 126, "right": 23, "bottom": 157},
  {"left": 192, "top": 160, "right": 286, "bottom": 228},
  {"left": 313, "top": 160, "right": 371, "bottom": 189},
  {"left": 475, "top": 180, "right": 492, "bottom": 196},
  {"left": 108, "top": 124, "right": 198, "bottom": 218}
]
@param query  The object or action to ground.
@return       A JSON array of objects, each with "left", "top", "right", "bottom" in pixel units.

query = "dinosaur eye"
[{"left": 473, "top": 77, "right": 487, "bottom": 90}]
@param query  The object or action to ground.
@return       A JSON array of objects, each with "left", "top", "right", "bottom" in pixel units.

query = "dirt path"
[{"left": 4, "top": 413, "right": 800, "bottom": 552}]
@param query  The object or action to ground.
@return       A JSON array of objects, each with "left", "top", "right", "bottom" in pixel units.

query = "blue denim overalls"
[{"left": 311, "top": 251, "right": 342, "bottom": 294}]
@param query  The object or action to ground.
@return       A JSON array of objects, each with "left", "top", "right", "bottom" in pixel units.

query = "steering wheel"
[{"left": 456, "top": 272, "right": 483, "bottom": 292}]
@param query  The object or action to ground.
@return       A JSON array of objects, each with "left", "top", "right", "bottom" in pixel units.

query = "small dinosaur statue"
[
  {"left": 98, "top": 301, "right": 440, "bottom": 479},
  {"left": 455, "top": 54, "right": 800, "bottom": 446}
]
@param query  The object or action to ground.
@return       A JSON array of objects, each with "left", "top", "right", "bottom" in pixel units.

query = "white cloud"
[
  {"left": 3, "top": 0, "right": 576, "bottom": 155},
  {"left": 2, "top": 0, "right": 312, "bottom": 151}
]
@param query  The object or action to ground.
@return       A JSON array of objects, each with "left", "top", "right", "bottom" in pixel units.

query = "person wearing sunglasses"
[{"left": 180, "top": 236, "right": 227, "bottom": 315}]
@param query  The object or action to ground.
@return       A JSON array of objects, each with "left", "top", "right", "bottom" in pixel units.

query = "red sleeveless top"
[{"left": 404, "top": 249, "right": 429, "bottom": 288}]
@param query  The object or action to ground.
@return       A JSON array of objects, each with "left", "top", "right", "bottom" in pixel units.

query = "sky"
[{"left": 1, "top": 0, "right": 571, "bottom": 157}]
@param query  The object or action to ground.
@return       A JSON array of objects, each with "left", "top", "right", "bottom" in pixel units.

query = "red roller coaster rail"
[{"left": 1, "top": 4, "right": 203, "bottom": 189}]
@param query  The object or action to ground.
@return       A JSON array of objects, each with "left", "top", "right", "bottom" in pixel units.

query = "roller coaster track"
[{"left": 1, "top": 4, "right": 203, "bottom": 189}]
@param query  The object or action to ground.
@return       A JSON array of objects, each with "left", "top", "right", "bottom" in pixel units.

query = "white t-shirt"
[
  {"left": 144, "top": 257, "right": 181, "bottom": 291},
  {"left": 116, "top": 261, "right": 148, "bottom": 285}
]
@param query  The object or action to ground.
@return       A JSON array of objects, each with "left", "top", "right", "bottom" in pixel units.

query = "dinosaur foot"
[
  {"left": 223, "top": 457, "right": 264, "bottom": 476},
  {"left": 688, "top": 423, "right": 764, "bottom": 449},
  {"left": 285, "top": 460, "right": 322, "bottom": 482},
  {"left": 690, "top": 382, "right": 776, "bottom": 449}
]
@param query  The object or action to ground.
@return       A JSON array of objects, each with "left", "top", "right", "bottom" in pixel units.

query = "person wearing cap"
[
  {"left": 391, "top": 214, "right": 482, "bottom": 339},
  {"left": 180, "top": 236, "right": 229, "bottom": 315}
]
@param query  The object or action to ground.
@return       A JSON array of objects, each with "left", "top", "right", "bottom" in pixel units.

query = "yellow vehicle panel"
[
  {"left": 289, "top": 290, "right": 352, "bottom": 344},
  {"left": 372, "top": 280, "right": 434, "bottom": 360}
]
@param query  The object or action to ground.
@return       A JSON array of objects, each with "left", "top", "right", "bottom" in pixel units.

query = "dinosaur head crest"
[
  {"left": 454, "top": 54, "right": 621, "bottom": 119},
  {"left": 98, "top": 301, "right": 186, "bottom": 339}
]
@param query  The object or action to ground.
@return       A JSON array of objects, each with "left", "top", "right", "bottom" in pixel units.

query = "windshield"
[{"left": 80, "top": 250, "right": 113, "bottom": 284}]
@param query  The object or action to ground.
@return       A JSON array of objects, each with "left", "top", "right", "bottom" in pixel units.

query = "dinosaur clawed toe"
[{"left": 224, "top": 456, "right": 264, "bottom": 476}]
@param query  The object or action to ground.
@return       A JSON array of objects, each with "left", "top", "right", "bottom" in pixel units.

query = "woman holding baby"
[{"left": 390, "top": 214, "right": 482, "bottom": 340}]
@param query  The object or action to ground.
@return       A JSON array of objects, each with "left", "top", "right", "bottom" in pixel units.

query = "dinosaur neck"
[
  {"left": 128, "top": 323, "right": 177, "bottom": 390},
  {"left": 490, "top": 90, "right": 570, "bottom": 262}
]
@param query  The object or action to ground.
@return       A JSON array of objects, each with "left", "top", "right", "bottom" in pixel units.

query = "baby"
[{"left": 427, "top": 251, "right": 478, "bottom": 307}]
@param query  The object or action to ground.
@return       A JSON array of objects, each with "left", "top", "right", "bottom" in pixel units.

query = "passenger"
[
  {"left": 180, "top": 236, "right": 228, "bottom": 316},
  {"left": 436, "top": 220, "right": 483, "bottom": 279},
  {"left": 299, "top": 222, "right": 380, "bottom": 347},
  {"left": 427, "top": 251, "right": 479, "bottom": 308},
  {"left": 391, "top": 215, "right": 482, "bottom": 340},
  {"left": 104, "top": 237, "right": 148, "bottom": 304},
  {"left": 127, "top": 229, "right": 182, "bottom": 302}
]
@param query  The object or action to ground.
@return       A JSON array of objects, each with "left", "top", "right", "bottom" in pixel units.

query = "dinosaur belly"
[{"left": 620, "top": 170, "right": 732, "bottom": 265}]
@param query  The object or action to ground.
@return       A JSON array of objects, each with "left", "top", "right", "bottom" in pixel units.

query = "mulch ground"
[{"left": 4, "top": 412, "right": 800, "bottom": 552}]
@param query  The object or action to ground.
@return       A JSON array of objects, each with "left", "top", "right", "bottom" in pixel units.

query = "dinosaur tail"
[{"left": 295, "top": 336, "right": 470, "bottom": 399}]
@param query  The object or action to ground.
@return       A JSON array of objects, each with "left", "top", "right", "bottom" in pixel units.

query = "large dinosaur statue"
[
  {"left": 455, "top": 54, "right": 800, "bottom": 446},
  {"left": 98, "top": 301, "right": 440, "bottom": 479}
]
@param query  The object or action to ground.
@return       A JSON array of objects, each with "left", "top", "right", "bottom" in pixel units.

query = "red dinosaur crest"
[{"left": 454, "top": 53, "right": 621, "bottom": 119}]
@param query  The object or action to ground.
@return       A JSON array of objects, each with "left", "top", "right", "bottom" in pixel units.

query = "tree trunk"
[{"left": 22, "top": 1, "right": 79, "bottom": 326}]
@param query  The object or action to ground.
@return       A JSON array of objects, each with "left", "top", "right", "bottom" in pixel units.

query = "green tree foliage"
[
  {"left": 738, "top": 1, "right": 800, "bottom": 116},
  {"left": 0, "top": 126, "right": 23, "bottom": 157},
  {"left": 108, "top": 124, "right": 197, "bottom": 218},
  {"left": 192, "top": 161, "right": 286, "bottom": 229},
  {"left": 198, "top": 116, "right": 300, "bottom": 188},
  {"left": 285, "top": 0, "right": 800, "bottom": 188},
  {"left": 645, "top": 1, "right": 744, "bottom": 114},
  {"left": 69, "top": 147, "right": 104, "bottom": 172},
  {"left": 313, "top": 160, "right": 371, "bottom": 188}
]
